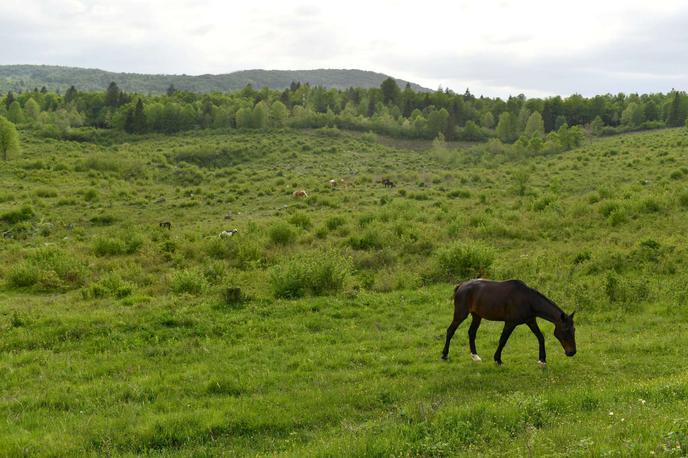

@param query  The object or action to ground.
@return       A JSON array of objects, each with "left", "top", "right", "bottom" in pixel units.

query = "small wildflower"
[
  {"left": 609, "top": 411, "right": 614, "bottom": 416},
  {"left": 639, "top": 398, "right": 646, "bottom": 405}
]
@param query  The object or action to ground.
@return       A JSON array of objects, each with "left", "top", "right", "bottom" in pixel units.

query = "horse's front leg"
[
  {"left": 526, "top": 319, "right": 547, "bottom": 367},
  {"left": 494, "top": 322, "right": 517, "bottom": 365}
]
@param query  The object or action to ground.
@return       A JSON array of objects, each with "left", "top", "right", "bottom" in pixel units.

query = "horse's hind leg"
[
  {"left": 468, "top": 314, "right": 482, "bottom": 362},
  {"left": 441, "top": 313, "right": 467, "bottom": 360},
  {"left": 441, "top": 295, "right": 469, "bottom": 360}
]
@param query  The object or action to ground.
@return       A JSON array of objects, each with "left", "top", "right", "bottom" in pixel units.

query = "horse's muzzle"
[{"left": 565, "top": 350, "right": 576, "bottom": 357}]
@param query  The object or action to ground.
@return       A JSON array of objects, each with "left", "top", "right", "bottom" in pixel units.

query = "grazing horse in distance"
[
  {"left": 293, "top": 190, "right": 309, "bottom": 198},
  {"left": 159, "top": 221, "right": 172, "bottom": 230},
  {"left": 382, "top": 178, "right": 395, "bottom": 188},
  {"left": 219, "top": 229, "right": 238, "bottom": 238},
  {"left": 441, "top": 279, "right": 576, "bottom": 366}
]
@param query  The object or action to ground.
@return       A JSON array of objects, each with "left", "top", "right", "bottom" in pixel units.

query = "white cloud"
[{"left": 1, "top": 0, "right": 686, "bottom": 96}]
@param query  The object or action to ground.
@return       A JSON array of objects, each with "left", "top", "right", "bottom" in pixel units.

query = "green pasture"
[{"left": 1, "top": 126, "right": 688, "bottom": 456}]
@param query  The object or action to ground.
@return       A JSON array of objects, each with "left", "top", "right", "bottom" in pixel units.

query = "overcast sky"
[{"left": 1, "top": 0, "right": 686, "bottom": 97}]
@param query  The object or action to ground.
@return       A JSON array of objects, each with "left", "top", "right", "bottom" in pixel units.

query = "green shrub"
[
  {"left": 84, "top": 273, "right": 134, "bottom": 299},
  {"left": 288, "top": 212, "right": 312, "bottom": 230},
  {"left": 430, "top": 241, "right": 495, "bottom": 283},
  {"left": 348, "top": 229, "right": 384, "bottom": 251},
  {"left": 679, "top": 190, "right": 688, "bottom": 208},
  {"left": 206, "top": 378, "right": 244, "bottom": 396},
  {"left": 236, "top": 239, "right": 265, "bottom": 268},
  {"left": 171, "top": 269, "right": 208, "bottom": 295},
  {"left": 93, "top": 232, "right": 143, "bottom": 256},
  {"left": 93, "top": 237, "right": 126, "bottom": 256},
  {"left": 0, "top": 206, "right": 34, "bottom": 224},
  {"left": 447, "top": 189, "right": 471, "bottom": 199},
  {"left": 270, "top": 252, "right": 350, "bottom": 298},
  {"left": 269, "top": 222, "right": 296, "bottom": 245},
  {"left": 6, "top": 263, "right": 40, "bottom": 288},
  {"left": 326, "top": 216, "right": 346, "bottom": 230},
  {"left": 604, "top": 273, "right": 648, "bottom": 309},
  {"left": 315, "top": 126, "right": 342, "bottom": 138},
  {"left": 361, "top": 131, "right": 378, "bottom": 143},
  {"left": 6, "top": 247, "right": 85, "bottom": 291},
  {"left": 83, "top": 189, "right": 99, "bottom": 202},
  {"left": 532, "top": 195, "right": 556, "bottom": 211},
  {"left": 90, "top": 214, "right": 117, "bottom": 226},
  {"left": 599, "top": 201, "right": 620, "bottom": 217},
  {"left": 639, "top": 197, "right": 661, "bottom": 213},
  {"left": 204, "top": 237, "right": 238, "bottom": 259},
  {"left": 608, "top": 208, "right": 628, "bottom": 226},
  {"left": 77, "top": 155, "right": 121, "bottom": 172},
  {"left": 35, "top": 188, "right": 58, "bottom": 198}
]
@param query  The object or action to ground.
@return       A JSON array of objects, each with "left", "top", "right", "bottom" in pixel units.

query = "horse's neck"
[{"left": 534, "top": 299, "right": 561, "bottom": 324}]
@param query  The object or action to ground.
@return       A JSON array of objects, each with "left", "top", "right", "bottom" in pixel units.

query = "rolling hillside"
[{"left": 0, "top": 65, "right": 429, "bottom": 94}]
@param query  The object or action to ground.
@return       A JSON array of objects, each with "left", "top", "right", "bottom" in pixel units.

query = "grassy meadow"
[{"left": 1, "top": 126, "right": 688, "bottom": 456}]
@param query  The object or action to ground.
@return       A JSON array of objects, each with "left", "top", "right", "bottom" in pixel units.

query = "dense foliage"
[{"left": 2, "top": 79, "right": 686, "bottom": 150}]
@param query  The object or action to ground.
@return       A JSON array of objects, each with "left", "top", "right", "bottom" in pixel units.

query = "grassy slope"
[
  {"left": 0, "top": 65, "right": 428, "bottom": 93},
  {"left": 1, "top": 127, "right": 688, "bottom": 456}
]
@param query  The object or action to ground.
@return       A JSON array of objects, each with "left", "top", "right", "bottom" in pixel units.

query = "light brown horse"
[{"left": 441, "top": 279, "right": 576, "bottom": 366}]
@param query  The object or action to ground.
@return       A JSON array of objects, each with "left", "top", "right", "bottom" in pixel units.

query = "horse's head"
[{"left": 554, "top": 311, "right": 576, "bottom": 356}]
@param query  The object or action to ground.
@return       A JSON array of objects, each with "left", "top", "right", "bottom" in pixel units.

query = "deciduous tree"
[
  {"left": 0, "top": 116, "right": 19, "bottom": 161},
  {"left": 524, "top": 111, "right": 544, "bottom": 138}
]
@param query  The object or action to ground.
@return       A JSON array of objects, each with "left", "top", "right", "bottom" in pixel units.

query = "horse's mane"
[{"left": 526, "top": 284, "right": 563, "bottom": 313}]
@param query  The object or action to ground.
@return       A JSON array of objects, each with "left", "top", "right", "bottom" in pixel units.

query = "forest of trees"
[{"left": 1, "top": 78, "right": 687, "bottom": 155}]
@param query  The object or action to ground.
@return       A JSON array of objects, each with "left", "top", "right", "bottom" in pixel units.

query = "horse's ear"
[{"left": 570, "top": 311, "right": 576, "bottom": 319}]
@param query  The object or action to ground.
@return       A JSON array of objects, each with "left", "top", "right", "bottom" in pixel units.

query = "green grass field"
[{"left": 2, "top": 126, "right": 688, "bottom": 456}]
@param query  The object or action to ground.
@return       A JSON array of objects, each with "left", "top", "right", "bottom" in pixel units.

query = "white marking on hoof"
[
  {"left": 471, "top": 353, "right": 482, "bottom": 362},
  {"left": 538, "top": 360, "right": 547, "bottom": 368}
]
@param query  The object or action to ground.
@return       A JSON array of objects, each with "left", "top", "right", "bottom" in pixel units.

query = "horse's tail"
[{"left": 452, "top": 279, "right": 469, "bottom": 300}]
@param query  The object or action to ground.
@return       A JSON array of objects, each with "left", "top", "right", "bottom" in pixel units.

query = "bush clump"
[
  {"left": 429, "top": 241, "right": 495, "bottom": 283},
  {"left": 326, "top": 216, "right": 346, "bottom": 230},
  {"left": 288, "top": 212, "right": 312, "bottom": 230},
  {"left": 93, "top": 232, "right": 144, "bottom": 256},
  {"left": 6, "top": 247, "right": 85, "bottom": 291},
  {"left": 170, "top": 269, "right": 208, "bottom": 295},
  {"left": 0, "top": 206, "right": 34, "bottom": 225},
  {"left": 604, "top": 273, "right": 649, "bottom": 310},
  {"left": 270, "top": 252, "right": 350, "bottom": 299},
  {"left": 90, "top": 214, "right": 118, "bottom": 226},
  {"left": 269, "top": 222, "right": 296, "bottom": 246},
  {"left": 83, "top": 273, "right": 134, "bottom": 299},
  {"left": 347, "top": 229, "right": 384, "bottom": 250}
]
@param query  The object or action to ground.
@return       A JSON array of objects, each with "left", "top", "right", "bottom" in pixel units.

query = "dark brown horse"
[{"left": 441, "top": 279, "right": 576, "bottom": 366}]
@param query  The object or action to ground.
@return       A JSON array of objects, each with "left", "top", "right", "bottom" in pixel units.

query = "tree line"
[{"left": 1, "top": 79, "right": 687, "bottom": 149}]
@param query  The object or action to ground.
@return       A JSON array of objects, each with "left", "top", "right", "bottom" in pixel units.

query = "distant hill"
[{"left": 0, "top": 65, "right": 429, "bottom": 94}]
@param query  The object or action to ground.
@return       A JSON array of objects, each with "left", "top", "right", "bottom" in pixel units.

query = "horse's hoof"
[
  {"left": 495, "top": 360, "right": 503, "bottom": 366},
  {"left": 441, "top": 354, "right": 448, "bottom": 361},
  {"left": 538, "top": 360, "right": 547, "bottom": 368},
  {"left": 470, "top": 353, "right": 482, "bottom": 362}
]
